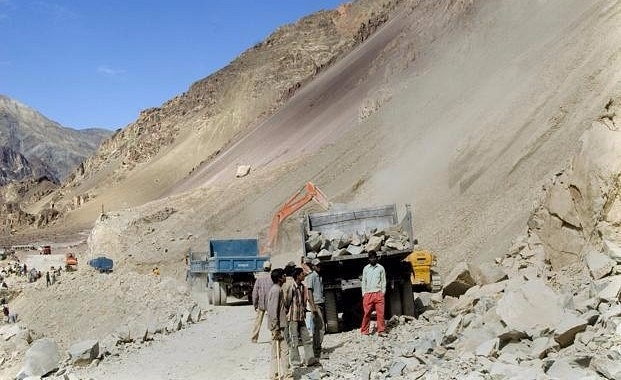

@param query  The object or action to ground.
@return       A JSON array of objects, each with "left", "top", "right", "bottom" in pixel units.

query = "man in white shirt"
[{"left": 360, "top": 251, "right": 387, "bottom": 337}]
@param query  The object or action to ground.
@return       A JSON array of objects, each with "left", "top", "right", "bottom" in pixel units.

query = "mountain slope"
[{"left": 0, "top": 95, "right": 111, "bottom": 183}]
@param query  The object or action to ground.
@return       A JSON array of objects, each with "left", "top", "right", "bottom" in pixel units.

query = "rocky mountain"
[
  {"left": 1, "top": 0, "right": 621, "bottom": 378},
  {"left": 0, "top": 95, "right": 111, "bottom": 184}
]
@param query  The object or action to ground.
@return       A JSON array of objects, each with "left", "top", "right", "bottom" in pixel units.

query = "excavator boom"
[{"left": 263, "top": 182, "right": 329, "bottom": 254}]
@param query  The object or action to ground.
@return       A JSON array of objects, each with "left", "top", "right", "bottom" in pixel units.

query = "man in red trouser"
[{"left": 360, "top": 251, "right": 387, "bottom": 337}]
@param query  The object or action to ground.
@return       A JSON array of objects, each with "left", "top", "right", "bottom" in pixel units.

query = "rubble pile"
[
  {"left": 304, "top": 226, "right": 411, "bottom": 260},
  {"left": 302, "top": 231, "right": 621, "bottom": 379},
  {"left": 0, "top": 303, "right": 204, "bottom": 379}
]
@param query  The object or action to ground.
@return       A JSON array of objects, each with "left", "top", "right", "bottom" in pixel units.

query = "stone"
[
  {"left": 475, "top": 338, "right": 498, "bottom": 357},
  {"left": 235, "top": 165, "right": 251, "bottom": 178},
  {"left": 68, "top": 339, "right": 99, "bottom": 365},
  {"left": 590, "top": 354, "right": 621, "bottom": 380},
  {"left": 496, "top": 278, "right": 564, "bottom": 333},
  {"left": 389, "top": 361, "right": 406, "bottom": 377},
  {"left": 364, "top": 235, "right": 383, "bottom": 252},
  {"left": 18, "top": 338, "right": 60, "bottom": 378},
  {"left": 530, "top": 337, "right": 559, "bottom": 359},
  {"left": 442, "top": 262, "right": 476, "bottom": 298},
  {"left": 585, "top": 250, "right": 615, "bottom": 280},
  {"left": 469, "top": 262, "right": 508, "bottom": 285},
  {"left": 554, "top": 313, "right": 587, "bottom": 348},
  {"left": 604, "top": 239, "right": 621, "bottom": 263},
  {"left": 346, "top": 244, "right": 363, "bottom": 255},
  {"left": 596, "top": 275, "right": 621, "bottom": 302},
  {"left": 547, "top": 358, "right": 600, "bottom": 379}
]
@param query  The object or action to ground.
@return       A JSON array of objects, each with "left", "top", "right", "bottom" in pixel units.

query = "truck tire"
[
  {"left": 213, "top": 282, "right": 223, "bottom": 306},
  {"left": 208, "top": 288, "right": 213, "bottom": 305},
  {"left": 388, "top": 284, "right": 402, "bottom": 318},
  {"left": 324, "top": 290, "right": 339, "bottom": 334},
  {"left": 401, "top": 281, "right": 416, "bottom": 317}
]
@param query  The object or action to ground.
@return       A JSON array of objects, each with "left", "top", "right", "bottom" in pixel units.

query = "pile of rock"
[
  {"left": 2, "top": 304, "right": 204, "bottom": 379},
  {"left": 304, "top": 232, "right": 621, "bottom": 379},
  {"left": 304, "top": 226, "right": 411, "bottom": 260}
]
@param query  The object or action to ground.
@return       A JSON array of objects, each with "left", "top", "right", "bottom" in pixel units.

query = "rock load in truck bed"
[{"left": 304, "top": 226, "right": 411, "bottom": 260}]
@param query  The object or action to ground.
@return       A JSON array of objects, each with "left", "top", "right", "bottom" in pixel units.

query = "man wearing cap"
[
  {"left": 306, "top": 258, "right": 325, "bottom": 358},
  {"left": 360, "top": 251, "right": 387, "bottom": 337},
  {"left": 251, "top": 260, "right": 273, "bottom": 343}
]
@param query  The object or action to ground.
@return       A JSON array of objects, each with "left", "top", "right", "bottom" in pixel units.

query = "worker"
[
  {"left": 284, "top": 267, "right": 317, "bottom": 368},
  {"left": 360, "top": 251, "right": 387, "bottom": 337},
  {"left": 281, "top": 261, "right": 296, "bottom": 361},
  {"left": 306, "top": 258, "right": 325, "bottom": 358},
  {"left": 267, "top": 268, "right": 292, "bottom": 380},
  {"left": 2, "top": 302, "right": 9, "bottom": 323},
  {"left": 152, "top": 266, "right": 160, "bottom": 276},
  {"left": 46, "top": 271, "right": 51, "bottom": 287},
  {"left": 250, "top": 261, "right": 273, "bottom": 343}
]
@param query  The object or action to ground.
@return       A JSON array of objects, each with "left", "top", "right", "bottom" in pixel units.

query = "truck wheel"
[
  {"left": 324, "top": 290, "right": 339, "bottom": 334},
  {"left": 400, "top": 281, "right": 416, "bottom": 317},
  {"left": 207, "top": 287, "right": 214, "bottom": 305},
  {"left": 387, "top": 284, "right": 402, "bottom": 318},
  {"left": 212, "top": 282, "right": 222, "bottom": 306},
  {"left": 219, "top": 282, "right": 228, "bottom": 305}
]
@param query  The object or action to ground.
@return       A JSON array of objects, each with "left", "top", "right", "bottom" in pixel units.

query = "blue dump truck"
[{"left": 189, "top": 238, "right": 269, "bottom": 306}]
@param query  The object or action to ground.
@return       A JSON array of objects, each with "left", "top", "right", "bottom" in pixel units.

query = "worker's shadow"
[{"left": 322, "top": 340, "right": 345, "bottom": 355}]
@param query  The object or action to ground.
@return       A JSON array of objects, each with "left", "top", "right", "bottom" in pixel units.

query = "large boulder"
[{"left": 17, "top": 338, "right": 60, "bottom": 378}]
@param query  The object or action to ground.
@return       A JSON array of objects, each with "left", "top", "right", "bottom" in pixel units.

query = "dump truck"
[
  {"left": 301, "top": 204, "right": 417, "bottom": 333},
  {"left": 189, "top": 238, "right": 269, "bottom": 306}
]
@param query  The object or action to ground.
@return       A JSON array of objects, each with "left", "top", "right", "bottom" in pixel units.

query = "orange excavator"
[{"left": 262, "top": 182, "right": 330, "bottom": 255}]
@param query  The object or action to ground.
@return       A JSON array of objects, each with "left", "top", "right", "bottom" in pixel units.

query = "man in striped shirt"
[
  {"left": 360, "top": 251, "right": 387, "bottom": 337},
  {"left": 284, "top": 267, "right": 317, "bottom": 367}
]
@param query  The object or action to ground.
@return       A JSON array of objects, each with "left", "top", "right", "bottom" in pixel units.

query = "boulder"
[
  {"left": 442, "top": 262, "right": 476, "bottom": 298},
  {"left": 496, "top": 279, "right": 564, "bottom": 333},
  {"left": 68, "top": 339, "right": 100, "bottom": 365},
  {"left": 585, "top": 250, "right": 615, "bottom": 280},
  {"left": 469, "top": 262, "right": 508, "bottom": 285},
  {"left": 235, "top": 165, "right": 251, "bottom": 178},
  {"left": 590, "top": 353, "right": 621, "bottom": 380},
  {"left": 553, "top": 313, "right": 587, "bottom": 348},
  {"left": 18, "top": 338, "right": 60, "bottom": 378}
]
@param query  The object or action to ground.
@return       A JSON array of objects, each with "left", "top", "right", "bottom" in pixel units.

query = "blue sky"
[{"left": 0, "top": 1, "right": 343, "bottom": 130}]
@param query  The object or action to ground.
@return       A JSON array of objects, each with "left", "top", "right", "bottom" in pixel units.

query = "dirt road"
[{"left": 74, "top": 301, "right": 273, "bottom": 380}]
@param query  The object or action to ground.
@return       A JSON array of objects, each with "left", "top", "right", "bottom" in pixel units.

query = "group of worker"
[{"left": 252, "top": 250, "right": 387, "bottom": 380}]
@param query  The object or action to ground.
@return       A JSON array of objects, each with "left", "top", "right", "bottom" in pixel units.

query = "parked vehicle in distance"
[{"left": 88, "top": 256, "right": 113, "bottom": 272}]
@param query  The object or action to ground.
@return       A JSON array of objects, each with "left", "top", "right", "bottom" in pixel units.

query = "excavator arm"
[{"left": 263, "top": 182, "right": 329, "bottom": 255}]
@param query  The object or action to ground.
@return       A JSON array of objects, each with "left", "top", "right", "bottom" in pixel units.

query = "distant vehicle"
[
  {"left": 65, "top": 253, "right": 78, "bottom": 271},
  {"left": 189, "top": 238, "right": 269, "bottom": 306},
  {"left": 88, "top": 257, "right": 113, "bottom": 273},
  {"left": 41, "top": 245, "right": 52, "bottom": 255}
]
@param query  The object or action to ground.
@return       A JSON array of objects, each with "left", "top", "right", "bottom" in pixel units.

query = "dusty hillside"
[
  {"left": 20, "top": 0, "right": 401, "bottom": 233},
  {"left": 2, "top": 0, "right": 621, "bottom": 378}
]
